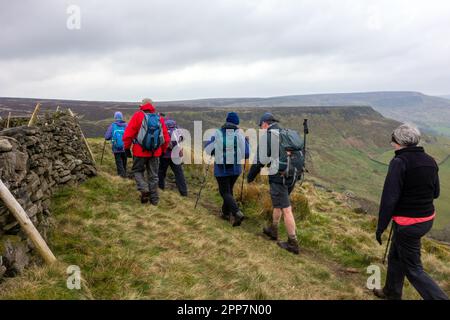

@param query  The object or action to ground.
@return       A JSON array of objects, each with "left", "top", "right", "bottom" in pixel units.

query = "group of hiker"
[
  {"left": 104, "top": 99, "right": 187, "bottom": 205},
  {"left": 104, "top": 99, "right": 448, "bottom": 300}
]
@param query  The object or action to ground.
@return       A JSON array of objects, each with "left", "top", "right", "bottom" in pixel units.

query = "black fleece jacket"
[{"left": 377, "top": 146, "right": 439, "bottom": 234}]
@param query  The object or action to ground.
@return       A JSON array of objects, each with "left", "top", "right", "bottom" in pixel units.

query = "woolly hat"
[{"left": 226, "top": 112, "right": 240, "bottom": 125}]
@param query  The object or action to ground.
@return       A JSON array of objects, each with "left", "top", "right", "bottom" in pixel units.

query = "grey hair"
[
  {"left": 142, "top": 98, "right": 153, "bottom": 104},
  {"left": 392, "top": 124, "right": 421, "bottom": 146}
]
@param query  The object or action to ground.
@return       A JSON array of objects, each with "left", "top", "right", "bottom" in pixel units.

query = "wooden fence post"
[
  {"left": 0, "top": 179, "right": 57, "bottom": 264},
  {"left": 6, "top": 112, "right": 11, "bottom": 129},
  {"left": 28, "top": 103, "right": 41, "bottom": 127},
  {"left": 68, "top": 108, "right": 96, "bottom": 164}
]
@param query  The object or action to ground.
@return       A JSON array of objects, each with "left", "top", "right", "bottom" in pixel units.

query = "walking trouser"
[
  {"left": 158, "top": 157, "right": 188, "bottom": 196},
  {"left": 384, "top": 220, "right": 449, "bottom": 300},
  {"left": 216, "top": 175, "right": 240, "bottom": 216},
  {"left": 132, "top": 157, "right": 160, "bottom": 202},
  {"left": 114, "top": 152, "right": 127, "bottom": 178}
]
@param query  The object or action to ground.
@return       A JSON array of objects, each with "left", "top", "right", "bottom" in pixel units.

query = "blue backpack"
[
  {"left": 214, "top": 128, "right": 240, "bottom": 168},
  {"left": 111, "top": 123, "right": 125, "bottom": 152},
  {"left": 136, "top": 112, "right": 164, "bottom": 151}
]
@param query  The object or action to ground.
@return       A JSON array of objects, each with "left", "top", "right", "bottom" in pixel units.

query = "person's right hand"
[
  {"left": 125, "top": 149, "right": 132, "bottom": 158},
  {"left": 376, "top": 231, "right": 383, "bottom": 246}
]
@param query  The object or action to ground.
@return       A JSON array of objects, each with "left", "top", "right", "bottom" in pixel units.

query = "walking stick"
[
  {"left": 0, "top": 179, "right": 56, "bottom": 264},
  {"left": 299, "top": 119, "right": 309, "bottom": 184},
  {"left": 239, "top": 158, "right": 247, "bottom": 202},
  {"left": 303, "top": 119, "right": 309, "bottom": 159},
  {"left": 100, "top": 140, "right": 107, "bottom": 165},
  {"left": 195, "top": 156, "right": 213, "bottom": 209},
  {"left": 383, "top": 222, "right": 394, "bottom": 265}
]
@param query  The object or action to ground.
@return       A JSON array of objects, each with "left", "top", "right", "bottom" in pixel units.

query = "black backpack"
[{"left": 277, "top": 129, "right": 305, "bottom": 178}]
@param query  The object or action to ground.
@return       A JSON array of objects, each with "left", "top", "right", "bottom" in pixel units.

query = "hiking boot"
[
  {"left": 150, "top": 198, "right": 159, "bottom": 206},
  {"left": 277, "top": 237, "right": 300, "bottom": 255},
  {"left": 231, "top": 211, "right": 245, "bottom": 227},
  {"left": 373, "top": 288, "right": 401, "bottom": 300},
  {"left": 263, "top": 225, "right": 278, "bottom": 241},
  {"left": 140, "top": 191, "right": 150, "bottom": 204},
  {"left": 220, "top": 211, "right": 230, "bottom": 221}
]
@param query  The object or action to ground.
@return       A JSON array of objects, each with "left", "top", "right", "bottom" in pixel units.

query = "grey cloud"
[{"left": 0, "top": 0, "right": 450, "bottom": 100}]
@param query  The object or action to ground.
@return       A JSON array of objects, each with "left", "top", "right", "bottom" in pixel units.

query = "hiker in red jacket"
[{"left": 123, "top": 99, "right": 170, "bottom": 205}]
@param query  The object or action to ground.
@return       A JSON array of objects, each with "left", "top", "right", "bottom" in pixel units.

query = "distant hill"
[
  {"left": 158, "top": 91, "right": 450, "bottom": 136},
  {"left": 440, "top": 95, "right": 450, "bottom": 100},
  {"left": 2, "top": 91, "right": 449, "bottom": 135},
  {"left": 159, "top": 91, "right": 450, "bottom": 109}
]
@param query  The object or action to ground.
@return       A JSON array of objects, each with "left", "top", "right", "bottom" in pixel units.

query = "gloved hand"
[
  {"left": 376, "top": 231, "right": 383, "bottom": 245},
  {"left": 125, "top": 149, "right": 132, "bottom": 158}
]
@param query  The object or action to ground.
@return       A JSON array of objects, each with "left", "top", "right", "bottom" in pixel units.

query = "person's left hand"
[{"left": 376, "top": 231, "right": 383, "bottom": 245}]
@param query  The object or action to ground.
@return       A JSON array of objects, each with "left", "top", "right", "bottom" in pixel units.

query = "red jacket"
[{"left": 123, "top": 103, "right": 170, "bottom": 158}]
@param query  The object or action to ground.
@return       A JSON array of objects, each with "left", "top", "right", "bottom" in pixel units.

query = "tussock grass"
[{"left": 0, "top": 138, "right": 448, "bottom": 299}]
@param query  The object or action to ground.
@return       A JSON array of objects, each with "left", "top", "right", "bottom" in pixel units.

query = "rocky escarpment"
[{"left": 0, "top": 111, "right": 96, "bottom": 280}]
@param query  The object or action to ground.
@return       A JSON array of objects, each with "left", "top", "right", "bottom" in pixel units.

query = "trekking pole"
[
  {"left": 100, "top": 140, "right": 107, "bottom": 165},
  {"left": 239, "top": 158, "right": 247, "bottom": 203},
  {"left": 383, "top": 222, "right": 394, "bottom": 265},
  {"left": 194, "top": 156, "right": 213, "bottom": 209},
  {"left": 302, "top": 119, "right": 309, "bottom": 177},
  {"left": 303, "top": 119, "right": 309, "bottom": 157}
]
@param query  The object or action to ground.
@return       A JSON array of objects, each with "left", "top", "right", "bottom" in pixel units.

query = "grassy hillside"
[
  {"left": 131, "top": 106, "right": 450, "bottom": 229},
  {"left": 0, "top": 138, "right": 449, "bottom": 299},
  {"left": 2, "top": 103, "right": 449, "bottom": 230}
]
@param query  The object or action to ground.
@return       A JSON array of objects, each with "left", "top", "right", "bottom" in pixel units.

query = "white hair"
[
  {"left": 142, "top": 98, "right": 153, "bottom": 104},
  {"left": 392, "top": 124, "right": 421, "bottom": 146}
]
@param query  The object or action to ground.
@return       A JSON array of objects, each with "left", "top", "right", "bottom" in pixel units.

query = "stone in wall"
[{"left": 0, "top": 111, "right": 97, "bottom": 281}]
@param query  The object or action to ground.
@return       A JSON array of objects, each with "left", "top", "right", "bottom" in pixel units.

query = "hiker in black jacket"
[
  {"left": 373, "top": 124, "right": 448, "bottom": 300},
  {"left": 247, "top": 113, "right": 301, "bottom": 255}
]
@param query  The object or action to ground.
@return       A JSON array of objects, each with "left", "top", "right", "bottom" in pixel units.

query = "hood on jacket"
[
  {"left": 140, "top": 102, "right": 156, "bottom": 113},
  {"left": 114, "top": 111, "right": 123, "bottom": 120}
]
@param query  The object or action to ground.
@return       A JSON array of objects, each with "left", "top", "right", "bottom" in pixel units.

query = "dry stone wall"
[{"left": 0, "top": 111, "right": 96, "bottom": 280}]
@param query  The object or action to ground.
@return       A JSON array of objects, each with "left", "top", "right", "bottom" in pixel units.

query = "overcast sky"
[{"left": 1, "top": 0, "right": 450, "bottom": 101}]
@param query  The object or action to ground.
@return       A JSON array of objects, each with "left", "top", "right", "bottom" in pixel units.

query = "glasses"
[{"left": 391, "top": 133, "right": 398, "bottom": 145}]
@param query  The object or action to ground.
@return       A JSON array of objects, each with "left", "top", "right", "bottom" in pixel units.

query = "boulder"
[
  {"left": 0, "top": 139, "right": 12, "bottom": 152},
  {"left": 0, "top": 236, "right": 30, "bottom": 275}
]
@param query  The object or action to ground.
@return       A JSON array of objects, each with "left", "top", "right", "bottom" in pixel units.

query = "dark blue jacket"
[{"left": 205, "top": 123, "right": 250, "bottom": 177}]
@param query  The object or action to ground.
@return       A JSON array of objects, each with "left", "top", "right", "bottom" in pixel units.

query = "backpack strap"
[
  {"left": 233, "top": 131, "right": 238, "bottom": 170},
  {"left": 222, "top": 128, "right": 227, "bottom": 169}
]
